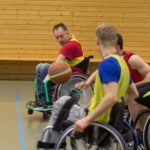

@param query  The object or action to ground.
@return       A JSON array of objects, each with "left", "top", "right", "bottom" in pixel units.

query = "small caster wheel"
[
  {"left": 28, "top": 109, "right": 33, "bottom": 115},
  {"left": 43, "top": 112, "right": 48, "bottom": 119}
]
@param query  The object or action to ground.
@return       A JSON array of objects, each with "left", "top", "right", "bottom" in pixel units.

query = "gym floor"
[{"left": 0, "top": 80, "right": 49, "bottom": 150}]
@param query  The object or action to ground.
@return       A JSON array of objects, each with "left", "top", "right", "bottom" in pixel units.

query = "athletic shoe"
[{"left": 29, "top": 99, "right": 53, "bottom": 108}]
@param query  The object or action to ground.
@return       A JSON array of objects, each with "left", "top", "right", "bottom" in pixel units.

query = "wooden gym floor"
[{"left": 0, "top": 80, "right": 49, "bottom": 150}]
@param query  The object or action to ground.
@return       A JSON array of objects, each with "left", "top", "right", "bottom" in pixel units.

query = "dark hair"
[
  {"left": 117, "top": 33, "right": 123, "bottom": 50},
  {"left": 53, "top": 23, "right": 68, "bottom": 33}
]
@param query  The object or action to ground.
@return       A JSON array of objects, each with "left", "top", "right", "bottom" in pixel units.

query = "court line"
[
  {"left": 15, "top": 93, "right": 26, "bottom": 150},
  {"left": 0, "top": 92, "right": 33, "bottom": 95}
]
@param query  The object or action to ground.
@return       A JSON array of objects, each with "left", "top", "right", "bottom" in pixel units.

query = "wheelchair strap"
[
  {"left": 37, "top": 141, "right": 55, "bottom": 149},
  {"left": 37, "top": 141, "right": 66, "bottom": 149},
  {"left": 53, "top": 97, "right": 78, "bottom": 131}
]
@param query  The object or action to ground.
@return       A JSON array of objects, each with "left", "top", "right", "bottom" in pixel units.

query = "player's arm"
[
  {"left": 43, "top": 54, "right": 66, "bottom": 82},
  {"left": 123, "top": 81, "right": 139, "bottom": 105},
  {"left": 75, "top": 70, "right": 97, "bottom": 89},
  {"left": 86, "top": 81, "right": 118, "bottom": 120},
  {"left": 56, "top": 54, "right": 66, "bottom": 62},
  {"left": 128, "top": 55, "right": 150, "bottom": 85},
  {"left": 73, "top": 81, "right": 118, "bottom": 132}
]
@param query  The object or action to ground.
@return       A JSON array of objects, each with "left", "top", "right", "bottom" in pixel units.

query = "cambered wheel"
[
  {"left": 143, "top": 116, "right": 150, "bottom": 150},
  {"left": 54, "top": 121, "right": 127, "bottom": 150},
  {"left": 122, "top": 121, "right": 138, "bottom": 150}
]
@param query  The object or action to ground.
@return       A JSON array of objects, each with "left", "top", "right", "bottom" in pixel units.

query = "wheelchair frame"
[
  {"left": 37, "top": 121, "right": 128, "bottom": 150},
  {"left": 36, "top": 99, "right": 138, "bottom": 150}
]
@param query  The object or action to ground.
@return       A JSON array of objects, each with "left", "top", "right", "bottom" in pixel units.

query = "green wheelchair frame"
[
  {"left": 35, "top": 77, "right": 54, "bottom": 103},
  {"left": 26, "top": 78, "right": 54, "bottom": 118}
]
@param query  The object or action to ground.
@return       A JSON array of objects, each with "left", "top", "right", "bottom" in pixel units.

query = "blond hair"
[{"left": 95, "top": 23, "right": 117, "bottom": 47}]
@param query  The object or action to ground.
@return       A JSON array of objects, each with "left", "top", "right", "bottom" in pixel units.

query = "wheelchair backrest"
[
  {"left": 109, "top": 101, "right": 124, "bottom": 131},
  {"left": 75, "top": 55, "right": 94, "bottom": 74}
]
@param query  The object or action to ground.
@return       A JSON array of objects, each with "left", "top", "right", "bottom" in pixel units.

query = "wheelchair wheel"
[
  {"left": 54, "top": 73, "right": 93, "bottom": 109},
  {"left": 143, "top": 115, "right": 150, "bottom": 150},
  {"left": 54, "top": 121, "right": 127, "bottom": 150},
  {"left": 121, "top": 121, "right": 138, "bottom": 150}
]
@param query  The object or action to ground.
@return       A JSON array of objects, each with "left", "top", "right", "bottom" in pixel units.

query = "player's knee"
[
  {"left": 40, "top": 63, "right": 50, "bottom": 73},
  {"left": 36, "top": 63, "right": 42, "bottom": 73}
]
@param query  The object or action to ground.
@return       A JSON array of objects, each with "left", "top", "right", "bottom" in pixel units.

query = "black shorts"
[{"left": 135, "top": 82, "right": 150, "bottom": 107}]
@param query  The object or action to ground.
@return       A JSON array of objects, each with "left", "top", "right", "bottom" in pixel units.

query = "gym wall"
[{"left": 0, "top": 0, "right": 149, "bottom": 80}]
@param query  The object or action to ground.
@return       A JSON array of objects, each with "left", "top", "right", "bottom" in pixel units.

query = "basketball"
[{"left": 48, "top": 61, "right": 72, "bottom": 84}]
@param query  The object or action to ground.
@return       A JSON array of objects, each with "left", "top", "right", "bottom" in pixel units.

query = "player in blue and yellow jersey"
[
  {"left": 73, "top": 23, "right": 139, "bottom": 132},
  {"left": 40, "top": 23, "right": 139, "bottom": 148}
]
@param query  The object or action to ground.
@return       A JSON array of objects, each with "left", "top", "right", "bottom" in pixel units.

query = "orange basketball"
[{"left": 48, "top": 61, "right": 72, "bottom": 84}]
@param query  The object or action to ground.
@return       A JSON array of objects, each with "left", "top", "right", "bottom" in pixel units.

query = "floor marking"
[{"left": 15, "top": 93, "right": 26, "bottom": 150}]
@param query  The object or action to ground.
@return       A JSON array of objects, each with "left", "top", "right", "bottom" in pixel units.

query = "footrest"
[{"left": 26, "top": 104, "right": 53, "bottom": 111}]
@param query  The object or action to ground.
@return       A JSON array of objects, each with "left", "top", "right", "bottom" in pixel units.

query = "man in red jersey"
[
  {"left": 31, "top": 23, "right": 87, "bottom": 107},
  {"left": 116, "top": 33, "right": 150, "bottom": 150}
]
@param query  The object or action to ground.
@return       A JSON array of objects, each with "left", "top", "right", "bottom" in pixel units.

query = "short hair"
[
  {"left": 116, "top": 33, "right": 123, "bottom": 50},
  {"left": 95, "top": 23, "right": 117, "bottom": 47},
  {"left": 53, "top": 23, "right": 68, "bottom": 33}
]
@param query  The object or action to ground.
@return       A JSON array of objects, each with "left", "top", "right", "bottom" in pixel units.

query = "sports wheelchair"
[
  {"left": 124, "top": 106, "right": 150, "bottom": 150},
  {"left": 37, "top": 94, "right": 138, "bottom": 150},
  {"left": 26, "top": 55, "right": 94, "bottom": 119}
]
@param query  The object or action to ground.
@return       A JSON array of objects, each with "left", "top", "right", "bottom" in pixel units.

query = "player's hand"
[
  {"left": 73, "top": 118, "right": 90, "bottom": 132},
  {"left": 74, "top": 81, "right": 89, "bottom": 89}
]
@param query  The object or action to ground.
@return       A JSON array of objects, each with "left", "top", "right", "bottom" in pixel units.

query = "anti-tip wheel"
[{"left": 28, "top": 109, "right": 33, "bottom": 115}]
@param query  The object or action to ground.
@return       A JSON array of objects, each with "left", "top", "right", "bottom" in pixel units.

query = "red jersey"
[
  {"left": 59, "top": 37, "right": 84, "bottom": 74},
  {"left": 123, "top": 51, "right": 144, "bottom": 83}
]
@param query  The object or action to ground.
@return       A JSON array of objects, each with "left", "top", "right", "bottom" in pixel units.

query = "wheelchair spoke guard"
[{"left": 54, "top": 73, "right": 93, "bottom": 109}]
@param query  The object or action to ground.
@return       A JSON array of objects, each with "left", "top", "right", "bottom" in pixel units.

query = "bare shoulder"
[
  {"left": 128, "top": 54, "right": 145, "bottom": 65},
  {"left": 128, "top": 54, "right": 148, "bottom": 69}
]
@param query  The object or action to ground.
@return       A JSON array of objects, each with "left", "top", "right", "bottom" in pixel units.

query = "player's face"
[
  {"left": 54, "top": 27, "right": 70, "bottom": 46},
  {"left": 116, "top": 44, "right": 122, "bottom": 56}
]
